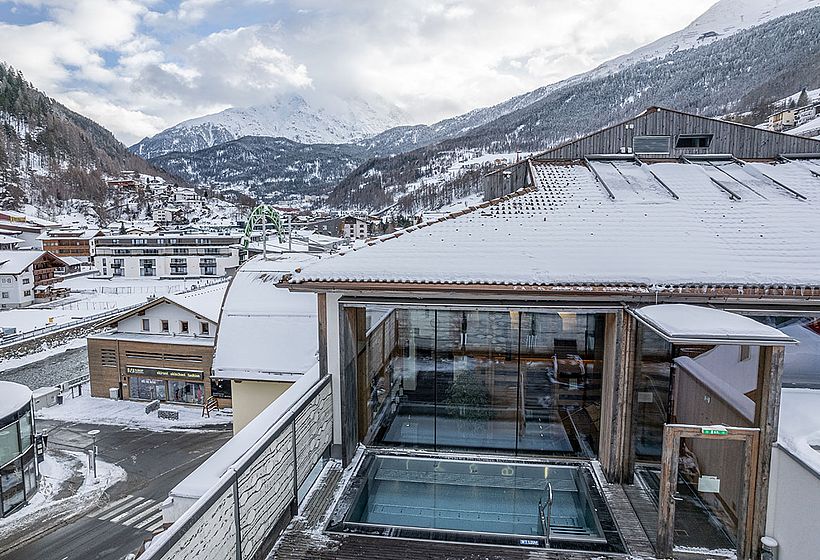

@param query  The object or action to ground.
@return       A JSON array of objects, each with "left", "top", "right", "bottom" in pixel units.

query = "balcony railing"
[{"left": 140, "top": 374, "right": 333, "bottom": 560}]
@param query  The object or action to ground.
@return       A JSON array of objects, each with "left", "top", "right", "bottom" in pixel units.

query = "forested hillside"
[
  {"left": 0, "top": 64, "right": 184, "bottom": 219},
  {"left": 326, "top": 7, "right": 820, "bottom": 211}
]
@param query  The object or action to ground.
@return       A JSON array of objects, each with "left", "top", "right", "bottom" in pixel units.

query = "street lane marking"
[
  {"left": 134, "top": 512, "right": 163, "bottom": 530},
  {"left": 122, "top": 506, "right": 161, "bottom": 527},
  {"left": 110, "top": 500, "right": 156, "bottom": 524},
  {"left": 97, "top": 496, "right": 147, "bottom": 520}
]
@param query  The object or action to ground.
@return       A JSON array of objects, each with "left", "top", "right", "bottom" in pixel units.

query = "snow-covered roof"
[
  {"left": 37, "top": 228, "right": 101, "bottom": 240},
  {"left": 166, "top": 283, "right": 228, "bottom": 323},
  {"left": 213, "top": 255, "right": 319, "bottom": 380},
  {"left": 88, "top": 331, "right": 215, "bottom": 347},
  {"left": 0, "top": 381, "right": 32, "bottom": 415},
  {"left": 291, "top": 159, "right": 820, "bottom": 289},
  {"left": 777, "top": 388, "right": 820, "bottom": 475},
  {"left": 634, "top": 304, "right": 796, "bottom": 345},
  {"left": 0, "top": 251, "right": 53, "bottom": 274},
  {"left": 0, "top": 234, "right": 22, "bottom": 246}
]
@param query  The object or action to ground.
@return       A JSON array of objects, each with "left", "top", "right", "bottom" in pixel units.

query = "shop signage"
[{"left": 126, "top": 366, "right": 203, "bottom": 380}]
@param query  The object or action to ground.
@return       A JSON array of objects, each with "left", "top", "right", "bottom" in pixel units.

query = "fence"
[
  {"left": 141, "top": 374, "right": 333, "bottom": 560},
  {"left": 0, "top": 304, "right": 143, "bottom": 349}
]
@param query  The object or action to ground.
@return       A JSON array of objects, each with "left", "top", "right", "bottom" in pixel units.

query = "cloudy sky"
[{"left": 0, "top": 0, "right": 717, "bottom": 145}]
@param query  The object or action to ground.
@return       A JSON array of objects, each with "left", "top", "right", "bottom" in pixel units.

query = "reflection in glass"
[
  {"left": 356, "top": 306, "right": 606, "bottom": 457},
  {"left": 0, "top": 422, "right": 20, "bottom": 467},
  {"left": 435, "top": 310, "right": 519, "bottom": 452},
  {"left": 753, "top": 316, "right": 820, "bottom": 388},
  {"left": 22, "top": 449, "right": 36, "bottom": 499},
  {"left": 18, "top": 412, "right": 32, "bottom": 450},
  {"left": 1, "top": 458, "right": 24, "bottom": 515},
  {"left": 632, "top": 325, "right": 673, "bottom": 462}
]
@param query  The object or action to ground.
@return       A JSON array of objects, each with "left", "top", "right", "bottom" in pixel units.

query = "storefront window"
[
  {"left": 0, "top": 422, "right": 20, "bottom": 467},
  {"left": 348, "top": 306, "right": 606, "bottom": 457},
  {"left": 169, "top": 381, "right": 204, "bottom": 405},
  {"left": 132, "top": 377, "right": 167, "bottom": 401},
  {"left": 210, "top": 379, "right": 232, "bottom": 399},
  {"left": 1, "top": 457, "right": 24, "bottom": 515}
]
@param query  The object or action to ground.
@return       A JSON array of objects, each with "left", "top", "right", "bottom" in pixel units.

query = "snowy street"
[{"left": 0, "top": 419, "right": 231, "bottom": 560}]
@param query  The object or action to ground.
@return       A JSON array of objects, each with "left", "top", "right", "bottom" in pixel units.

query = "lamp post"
[{"left": 87, "top": 429, "right": 100, "bottom": 481}]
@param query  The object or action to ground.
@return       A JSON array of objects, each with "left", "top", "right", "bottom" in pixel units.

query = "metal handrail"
[{"left": 538, "top": 481, "right": 553, "bottom": 548}]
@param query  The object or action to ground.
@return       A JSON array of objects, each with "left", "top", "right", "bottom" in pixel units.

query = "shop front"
[{"left": 126, "top": 366, "right": 205, "bottom": 406}]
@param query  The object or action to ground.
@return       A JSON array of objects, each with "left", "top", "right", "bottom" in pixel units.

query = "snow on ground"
[
  {"left": 36, "top": 383, "right": 232, "bottom": 431},
  {"left": 0, "top": 276, "right": 226, "bottom": 335},
  {"left": 790, "top": 115, "right": 820, "bottom": 138},
  {"left": 0, "top": 449, "right": 126, "bottom": 545},
  {"left": 0, "top": 337, "right": 86, "bottom": 373}
]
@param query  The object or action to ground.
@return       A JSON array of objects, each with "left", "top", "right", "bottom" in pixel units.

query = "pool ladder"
[{"left": 538, "top": 482, "right": 553, "bottom": 548}]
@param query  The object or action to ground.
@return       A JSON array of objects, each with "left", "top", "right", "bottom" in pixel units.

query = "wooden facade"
[
  {"left": 87, "top": 336, "right": 218, "bottom": 405},
  {"left": 484, "top": 107, "right": 820, "bottom": 199}
]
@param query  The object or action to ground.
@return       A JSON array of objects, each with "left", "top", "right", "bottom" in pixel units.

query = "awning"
[{"left": 630, "top": 304, "right": 797, "bottom": 346}]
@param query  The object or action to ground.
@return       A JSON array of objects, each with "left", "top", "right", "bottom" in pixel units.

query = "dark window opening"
[{"left": 675, "top": 134, "right": 713, "bottom": 149}]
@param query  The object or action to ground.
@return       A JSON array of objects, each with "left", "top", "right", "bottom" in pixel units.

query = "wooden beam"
[
  {"left": 618, "top": 312, "right": 638, "bottom": 483},
  {"left": 317, "top": 292, "right": 328, "bottom": 377},
  {"left": 751, "top": 345, "right": 785, "bottom": 558},
  {"left": 657, "top": 426, "right": 679, "bottom": 559},
  {"left": 597, "top": 313, "right": 618, "bottom": 481}
]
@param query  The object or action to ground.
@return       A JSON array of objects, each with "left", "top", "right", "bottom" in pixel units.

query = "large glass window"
[
  {"left": 1, "top": 457, "right": 24, "bottom": 515},
  {"left": 131, "top": 376, "right": 167, "bottom": 401},
  {"left": 0, "top": 421, "right": 20, "bottom": 466},
  {"left": 348, "top": 306, "right": 606, "bottom": 457},
  {"left": 631, "top": 325, "right": 674, "bottom": 463},
  {"left": 169, "top": 381, "right": 204, "bottom": 405}
]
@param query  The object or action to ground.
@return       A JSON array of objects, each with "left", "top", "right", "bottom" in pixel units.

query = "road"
[{"left": 0, "top": 420, "right": 232, "bottom": 560}]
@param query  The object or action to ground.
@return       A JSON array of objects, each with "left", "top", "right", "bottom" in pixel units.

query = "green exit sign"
[{"left": 702, "top": 427, "right": 728, "bottom": 435}]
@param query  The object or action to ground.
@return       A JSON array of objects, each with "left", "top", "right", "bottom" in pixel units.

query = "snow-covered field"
[
  {"left": 0, "top": 450, "right": 126, "bottom": 544},
  {"left": 36, "top": 383, "right": 232, "bottom": 431},
  {"left": 0, "top": 276, "right": 226, "bottom": 336}
]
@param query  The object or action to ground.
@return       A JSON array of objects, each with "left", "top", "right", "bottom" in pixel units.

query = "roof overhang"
[{"left": 630, "top": 304, "right": 797, "bottom": 346}]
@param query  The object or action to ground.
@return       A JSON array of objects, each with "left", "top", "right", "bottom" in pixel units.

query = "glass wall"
[
  {"left": 631, "top": 325, "right": 674, "bottom": 463},
  {"left": 169, "top": 380, "right": 204, "bottom": 405},
  {"left": 131, "top": 376, "right": 167, "bottom": 401},
  {"left": 0, "top": 405, "right": 36, "bottom": 517},
  {"left": 346, "top": 306, "right": 606, "bottom": 457}
]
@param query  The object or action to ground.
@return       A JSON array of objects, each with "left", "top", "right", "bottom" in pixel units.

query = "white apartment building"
[
  {"left": 341, "top": 216, "right": 370, "bottom": 240},
  {"left": 93, "top": 233, "right": 242, "bottom": 279}
]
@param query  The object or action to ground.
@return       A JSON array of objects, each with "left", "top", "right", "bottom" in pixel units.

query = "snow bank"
[
  {"left": 0, "top": 450, "right": 126, "bottom": 546},
  {"left": 777, "top": 388, "right": 820, "bottom": 474},
  {"left": 36, "top": 383, "right": 231, "bottom": 431}
]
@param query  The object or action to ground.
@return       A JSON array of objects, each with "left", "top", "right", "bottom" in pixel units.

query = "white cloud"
[{"left": 0, "top": 0, "right": 719, "bottom": 144}]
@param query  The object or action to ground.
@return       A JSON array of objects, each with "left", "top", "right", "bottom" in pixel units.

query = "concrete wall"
[
  {"left": 230, "top": 380, "right": 292, "bottom": 434},
  {"left": 766, "top": 446, "right": 820, "bottom": 560}
]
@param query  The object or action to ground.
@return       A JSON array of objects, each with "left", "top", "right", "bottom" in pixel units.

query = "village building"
[
  {"left": 143, "top": 108, "right": 820, "bottom": 560},
  {"left": 340, "top": 215, "right": 371, "bottom": 240},
  {"left": 794, "top": 102, "right": 820, "bottom": 127},
  {"left": 87, "top": 284, "right": 228, "bottom": 406},
  {"left": 37, "top": 228, "right": 102, "bottom": 261},
  {"left": 767, "top": 108, "right": 796, "bottom": 132},
  {"left": 0, "top": 211, "right": 58, "bottom": 249},
  {"left": 92, "top": 232, "right": 241, "bottom": 279},
  {"left": 0, "top": 234, "right": 22, "bottom": 251},
  {"left": 0, "top": 251, "right": 66, "bottom": 308}
]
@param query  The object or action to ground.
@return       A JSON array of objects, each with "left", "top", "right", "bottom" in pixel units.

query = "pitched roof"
[
  {"left": 0, "top": 250, "right": 56, "bottom": 274},
  {"left": 290, "top": 158, "right": 820, "bottom": 289}
]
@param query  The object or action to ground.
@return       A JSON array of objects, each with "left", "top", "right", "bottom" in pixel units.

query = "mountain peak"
[{"left": 130, "top": 91, "right": 408, "bottom": 159}]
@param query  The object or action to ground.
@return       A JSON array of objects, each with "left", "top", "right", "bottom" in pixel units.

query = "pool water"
[{"left": 344, "top": 455, "right": 607, "bottom": 546}]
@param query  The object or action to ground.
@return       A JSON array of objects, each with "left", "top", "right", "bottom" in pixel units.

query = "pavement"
[{"left": 0, "top": 419, "right": 232, "bottom": 560}]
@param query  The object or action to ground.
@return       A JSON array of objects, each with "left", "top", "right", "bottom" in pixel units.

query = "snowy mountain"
[
  {"left": 131, "top": 92, "right": 407, "bottom": 159},
  {"left": 0, "top": 63, "right": 184, "bottom": 220},
  {"left": 145, "top": 0, "right": 820, "bottom": 212}
]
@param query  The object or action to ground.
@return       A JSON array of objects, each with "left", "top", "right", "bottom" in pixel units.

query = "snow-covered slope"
[
  {"left": 597, "top": 0, "right": 820, "bottom": 75},
  {"left": 131, "top": 92, "right": 407, "bottom": 159}
]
